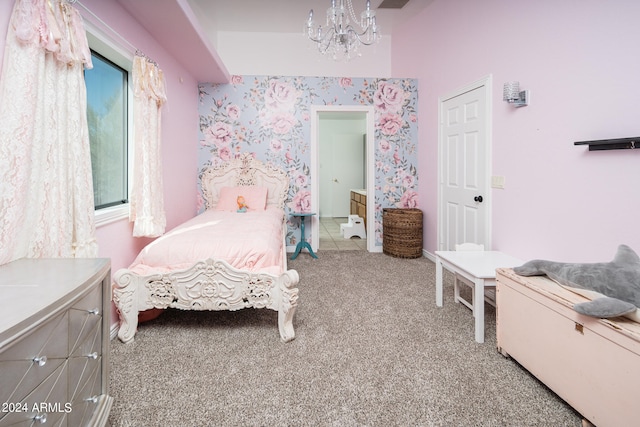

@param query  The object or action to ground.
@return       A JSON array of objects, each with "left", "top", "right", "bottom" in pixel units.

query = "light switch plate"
[{"left": 491, "top": 175, "right": 506, "bottom": 189}]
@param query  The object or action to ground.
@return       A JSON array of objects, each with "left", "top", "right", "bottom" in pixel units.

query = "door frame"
[
  {"left": 311, "top": 105, "right": 376, "bottom": 252},
  {"left": 437, "top": 74, "right": 493, "bottom": 251}
]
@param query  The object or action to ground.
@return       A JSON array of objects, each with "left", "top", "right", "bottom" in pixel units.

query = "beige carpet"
[{"left": 108, "top": 251, "right": 581, "bottom": 426}]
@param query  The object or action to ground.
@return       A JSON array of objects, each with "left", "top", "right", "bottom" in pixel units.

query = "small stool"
[
  {"left": 340, "top": 215, "right": 366, "bottom": 239},
  {"left": 291, "top": 212, "right": 318, "bottom": 260}
]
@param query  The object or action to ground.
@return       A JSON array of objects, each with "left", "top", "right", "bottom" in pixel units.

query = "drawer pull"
[
  {"left": 86, "top": 352, "right": 98, "bottom": 360},
  {"left": 34, "top": 413, "right": 47, "bottom": 424},
  {"left": 575, "top": 322, "right": 584, "bottom": 334},
  {"left": 32, "top": 356, "right": 47, "bottom": 366},
  {"left": 85, "top": 396, "right": 99, "bottom": 404},
  {"left": 87, "top": 308, "right": 100, "bottom": 315}
]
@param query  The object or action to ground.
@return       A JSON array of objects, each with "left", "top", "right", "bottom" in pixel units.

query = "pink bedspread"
[{"left": 128, "top": 207, "right": 285, "bottom": 276}]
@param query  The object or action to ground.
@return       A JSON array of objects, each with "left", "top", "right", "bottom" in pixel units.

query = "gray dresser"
[{"left": 0, "top": 258, "right": 112, "bottom": 427}]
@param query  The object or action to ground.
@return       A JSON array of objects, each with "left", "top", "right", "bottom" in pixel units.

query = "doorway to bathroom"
[{"left": 310, "top": 105, "right": 375, "bottom": 252}]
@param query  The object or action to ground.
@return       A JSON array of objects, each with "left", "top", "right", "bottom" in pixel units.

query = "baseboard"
[
  {"left": 423, "top": 249, "right": 436, "bottom": 262},
  {"left": 287, "top": 244, "right": 381, "bottom": 253}
]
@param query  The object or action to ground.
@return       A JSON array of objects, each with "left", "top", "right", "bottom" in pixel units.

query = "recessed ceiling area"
[
  {"left": 187, "top": 0, "right": 433, "bottom": 35},
  {"left": 114, "top": 0, "right": 433, "bottom": 81}
]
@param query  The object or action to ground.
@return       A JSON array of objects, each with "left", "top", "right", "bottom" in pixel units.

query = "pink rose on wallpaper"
[
  {"left": 269, "top": 112, "right": 297, "bottom": 135},
  {"left": 374, "top": 81, "right": 406, "bottom": 113},
  {"left": 218, "top": 146, "right": 231, "bottom": 161},
  {"left": 265, "top": 80, "right": 298, "bottom": 111},
  {"left": 226, "top": 104, "right": 240, "bottom": 120},
  {"left": 295, "top": 173, "right": 308, "bottom": 188},
  {"left": 379, "top": 139, "right": 392, "bottom": 153},
  {"left": 339, "top": 77, "right": 353, "bottom": 88},
  {"left": 270, "top": 139, "right": 283, "bottom": 152},
  {"left": 398, "top": 190, "right": 418, "bottom": 208},
  {"left": 402, "top": 174, "right": 415, "bottom": 188},
  {"left": 205, "top": 122, "right": 233, "bottom": 147},
  {"left": 377, "top": 113, "right": 403, "bottom": 136},
  {"left": 393, "top": 149, "right": 401, "bottom": 165},
  {"left": 292, "top": 190, "right": 311, "bottom": 213},
  {"left": 230, "top": 75, "right": 244, "bottom": 85}
]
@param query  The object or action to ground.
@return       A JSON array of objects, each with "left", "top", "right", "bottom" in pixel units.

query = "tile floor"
[{"left": 319, "top": 217, "right": 367, "bottom": 251}]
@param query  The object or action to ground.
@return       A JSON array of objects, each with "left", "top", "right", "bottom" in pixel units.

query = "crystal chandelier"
[{"left": 305, "top": 0, "right": 380, "bottom": 61}]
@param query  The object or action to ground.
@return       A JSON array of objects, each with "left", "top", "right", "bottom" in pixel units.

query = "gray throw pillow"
[{"left": 513, "top": 244, "right": 640, "bottom": 322}]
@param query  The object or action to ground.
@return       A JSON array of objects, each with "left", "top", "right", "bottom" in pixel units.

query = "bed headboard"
[{"left": 201, "top": 153, "right": 289, "bottom": 210}]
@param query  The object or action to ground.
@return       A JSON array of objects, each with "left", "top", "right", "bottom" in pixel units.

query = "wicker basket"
[{"left": 383, "top": 208, "right": 423, "bottom": 258}]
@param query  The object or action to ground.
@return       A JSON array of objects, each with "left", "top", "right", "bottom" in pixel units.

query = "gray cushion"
[{"left": 513, "top": 244, "right": 640, "bottom": 321}]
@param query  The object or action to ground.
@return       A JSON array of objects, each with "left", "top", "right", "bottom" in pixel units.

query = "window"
[
  {"left": 85, "top": 51, "right": 128, "bottom": 210},
  {"left": 84, "top": 26, "right": 133, "bottom": 226}
]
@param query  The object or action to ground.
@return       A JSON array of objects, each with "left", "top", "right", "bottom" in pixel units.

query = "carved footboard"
[{"left": 113, "top": 258, "right": 299, "bottom": 343}]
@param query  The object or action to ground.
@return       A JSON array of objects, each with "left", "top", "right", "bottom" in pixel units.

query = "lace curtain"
[
  {"left": 0, "top": 0, "right": 97, "bottom": 264},
  {"left": 129, "top": 55, "right": 167, "bottom": 237}
]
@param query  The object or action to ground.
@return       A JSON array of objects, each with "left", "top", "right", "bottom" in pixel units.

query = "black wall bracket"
[{"left": 574, "top": 137, "right": 639, "bottom": 151}]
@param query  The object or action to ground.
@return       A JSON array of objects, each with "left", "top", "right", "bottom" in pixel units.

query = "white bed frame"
[{"left": 113, "top": 154, "right": 300, "bottom": 342}]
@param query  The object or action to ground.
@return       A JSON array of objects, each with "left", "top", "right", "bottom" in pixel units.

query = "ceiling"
[
  {"left": 187, "top": 0, "right": 433, "bottom": 35},
  {"left": 114, "top": 0, "right": 433, "bottom": 83}
]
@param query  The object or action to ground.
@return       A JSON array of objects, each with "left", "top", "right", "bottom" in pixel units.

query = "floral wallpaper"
[{"left": 197, "top": 75, "right": 419, "bottom": 248}]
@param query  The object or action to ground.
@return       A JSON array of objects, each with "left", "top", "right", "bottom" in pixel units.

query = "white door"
[
  {"left": 439, "top": 80, "right": 490, "bottom": 250},
  {"left": 331, "top": 133, "right": 365, "bottom": 217}
]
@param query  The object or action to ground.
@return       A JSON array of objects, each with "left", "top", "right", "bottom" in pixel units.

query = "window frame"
[{"left": 85, "top": 22, "right": 134, "bottom": 227}]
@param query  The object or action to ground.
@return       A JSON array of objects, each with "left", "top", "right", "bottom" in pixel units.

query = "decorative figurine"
[{"left": 237, "top": 195, "right": 248, "bottom": 213}]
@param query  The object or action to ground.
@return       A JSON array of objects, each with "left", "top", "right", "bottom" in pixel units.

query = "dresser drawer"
[
  {"left": 0, "top": 358, "right": 66, "bottom": 414},
  {"left": 0, "top": 311, "right": 69, "bottom": 406},
  {"left": 0, "top": 258, "right": 112, "bottom": 427},
  {"left": 0, "top": 312, "right": 69, "bottom": 362},
  {"left": 72, "top": 285, "right": 102, "bottom": 313},
  {"left": 0, "top": 361, "right": 68, "bottom": 426},
  {"left": 69, "top": 302, "right": 102, "bottom": 358},
  {"left": 69, "top": 356, "right": 103, "bottom": 426}
]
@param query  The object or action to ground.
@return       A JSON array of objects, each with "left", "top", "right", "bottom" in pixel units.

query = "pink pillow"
[{"left": 215, "top": 186, "right": 268, "bottom": 211}]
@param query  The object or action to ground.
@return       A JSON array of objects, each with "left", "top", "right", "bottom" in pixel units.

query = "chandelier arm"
[
  {"left": 308, "top": 27, "right": 337, "bottom": 45},
  {"left": 344, "top": 26, "right": 378, "bottom": 45}
]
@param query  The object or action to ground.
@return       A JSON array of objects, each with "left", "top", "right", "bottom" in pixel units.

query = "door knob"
[{"left": 474, "top": 195, "right": 483, "bottom": 203}]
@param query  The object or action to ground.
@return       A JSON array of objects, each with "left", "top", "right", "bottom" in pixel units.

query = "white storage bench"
[{"left": 496, "top": 268, "right": 640, "bottom": 427}]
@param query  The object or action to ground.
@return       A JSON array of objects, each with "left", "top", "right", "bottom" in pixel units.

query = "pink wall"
[
  {"left": 391, "top": 0, "right": 640, "bottom": 262},
  {"left": 76, "top": 0, "right": 200, "bottom": 269},
  {"left": 0, "top": 0, "right": 199, "bottom": 325}
]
